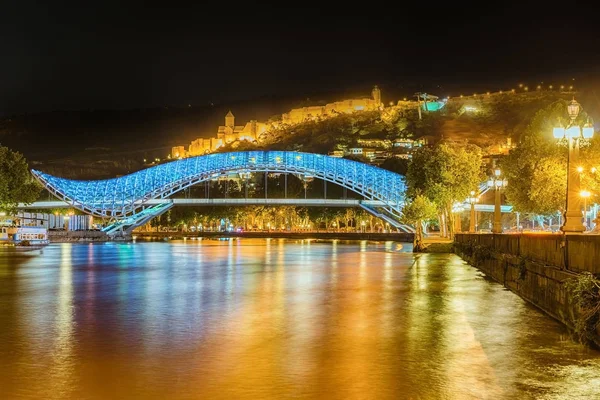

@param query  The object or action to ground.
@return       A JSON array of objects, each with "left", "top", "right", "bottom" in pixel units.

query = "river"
[{"left": 1, "top": 239, "right": 599, "bottom": 399}]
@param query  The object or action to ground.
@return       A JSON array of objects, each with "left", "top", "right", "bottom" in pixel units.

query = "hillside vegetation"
[
  {"left": 2, "top": 90, "right": 581, "bottom": 180},
  {"left": 220, "top": 91, "right": 576, "bottom": 155}
]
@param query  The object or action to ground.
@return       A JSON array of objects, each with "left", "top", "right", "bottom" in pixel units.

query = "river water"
[{"left": 1, "top": 239, "right": 599, "bottom": 399}]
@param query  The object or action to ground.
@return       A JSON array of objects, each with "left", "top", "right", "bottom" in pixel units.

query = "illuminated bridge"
[{"left": 31, "top": 151, "right": 411, "bottom": 235}]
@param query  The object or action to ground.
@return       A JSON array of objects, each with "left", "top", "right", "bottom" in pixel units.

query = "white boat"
[{"left": 0, "top": 225, "right": 50, "bottom": 251}]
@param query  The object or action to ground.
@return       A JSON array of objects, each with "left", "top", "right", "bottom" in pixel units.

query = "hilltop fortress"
[{"left": 171, "top": 86, "right": 383, "bottom": 158}]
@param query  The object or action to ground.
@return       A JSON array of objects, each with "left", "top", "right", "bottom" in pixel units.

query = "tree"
[
  {"left": 406, "top": 141, "right": 484, "bottom": 237},
  {"left": 0, "top": 145, "right": 40, "bottom": 213},
  {"left": 400, "top": 194, "right": 437, "bottom": 251},
  {"left": 379, "top": 157, "right": 409, "bottom": 175},
  {"left": 500, "top": 100, "right": 588, "bottom": 222}
]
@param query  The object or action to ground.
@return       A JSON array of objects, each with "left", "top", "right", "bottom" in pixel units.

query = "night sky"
[{"left": 2, "top": 3, "right": 600, "bottom": 115}]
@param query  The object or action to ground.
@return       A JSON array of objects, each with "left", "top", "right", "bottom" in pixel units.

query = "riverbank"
[
  {"left": 454, "top": 233, "right": 600, "bottom": 347},
  {"left": 134, "top": 231, "right": 414, "bottom": 242},
  {"left": 49, "top": 230, "right": 122, "bottom": 243}
]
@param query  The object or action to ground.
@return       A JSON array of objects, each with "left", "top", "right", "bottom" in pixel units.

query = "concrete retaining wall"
[
  {"left": 456, "top": 233, "right": 600, "bottom": 274},
  {"left": 135, "top": 231, "right": 414, "bottom": 242},
  {"left": 454, "top": 233, "right": 600, "bottom": 346},
  {"left": 49, "top": 230, "right": 111, "bottom": 242}
]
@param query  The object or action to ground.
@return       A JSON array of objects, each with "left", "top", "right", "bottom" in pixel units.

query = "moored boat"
[{"left": 0, "top": 225, "right": 50, "bottom": 252}]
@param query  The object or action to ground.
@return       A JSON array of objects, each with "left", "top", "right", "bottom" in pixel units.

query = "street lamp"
[
  {"left": 581, "top": 190, "right": 591, "bottom": 229},
  {"left": 487, "top": 169, "right": 508, "bottom": 233},
  {"left": 553, "top": 98, "right": 594, "bottom": 232},
  {"left": 452, "top": 202, "right": 465, "bottom": 233},
  {"left": 466, "top": 190, "right": 479, "bottom": 233}
]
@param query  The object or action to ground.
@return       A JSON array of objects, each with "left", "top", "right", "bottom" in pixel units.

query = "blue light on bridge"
[{"left": 32, "top": 151, "right": 407, "bottom": 224}]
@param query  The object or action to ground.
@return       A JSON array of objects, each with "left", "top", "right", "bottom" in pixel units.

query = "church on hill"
[
  {"left": 171, "top": 85, "right": 383, "bottom": 159},
  {"left": 171, "top": 111, "right": 268, "bottom": 158}
]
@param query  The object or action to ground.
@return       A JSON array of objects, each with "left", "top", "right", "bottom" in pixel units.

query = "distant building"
[
  {"left": 392, "top": 138, "right": 423, "bottom": 149},
  {"left": 282, "top": 86, "right": 383, "bottom": 124},
  {"left": 357, "top": 138, "right": 391, "bottom": 149},
  {"left": 171, "top": 146, "right": 187, "bottom": 159},
  {"left": 172, "top": 86, "right": 383, "bottom": 159},
  {"left": 216, "top": 111, "right": 267, "bottom": 145},
  {"left": 172, "top": 111, "right": 267, "bottom": 158}
]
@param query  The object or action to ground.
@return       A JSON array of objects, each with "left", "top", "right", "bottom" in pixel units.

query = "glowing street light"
[
  {"left": 466, "top": 190, "right": 479, "bottom": 233},
  {"left": 553, "top": 98, "right": 594, "bottom": 232},
  {"left": 581, "top": 190, "right": 591, "bottom": 229},
  {"left": 452, "top": 202, "right": 465, "bottom": 233},
  {"left": 487, "top": 169, "right": 508, "bottom": 233}
]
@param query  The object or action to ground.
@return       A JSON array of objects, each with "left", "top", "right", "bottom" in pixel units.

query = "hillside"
[
  {"left": 231, "top": 91, "right": 578, "bottom": 155},
  {"left": 2, "top": 89, "right": 589, "bottom": 180}
]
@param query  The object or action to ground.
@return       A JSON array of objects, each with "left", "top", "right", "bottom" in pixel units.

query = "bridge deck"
[{"left": 20, "top": 199, "right": 513, "bottom": 212}]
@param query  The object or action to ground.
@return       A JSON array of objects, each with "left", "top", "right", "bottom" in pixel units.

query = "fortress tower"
[
  {"left": 372, "top": 86, "right": 382, "bottom": 106},
  {"left": 225, "top": 110, "right": 235, "bottom": 128}
]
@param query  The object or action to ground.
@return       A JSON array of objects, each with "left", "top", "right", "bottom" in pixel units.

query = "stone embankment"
[
  {"left": 454, "top": 233, "right": 600, "bottom": 347},
  {"left": 134, "top": 231, "right": 414, "bottom": 242},
  {"left": 49, "top": 230, "right": 115, "bottom": 243}
]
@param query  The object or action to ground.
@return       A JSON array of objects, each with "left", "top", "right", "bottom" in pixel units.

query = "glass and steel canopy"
[{"left": 32, "top": 151, "right": 407, "bottom": 218}]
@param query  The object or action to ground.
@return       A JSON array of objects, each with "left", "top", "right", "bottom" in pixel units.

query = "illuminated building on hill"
[
  {"left": 172, "top": 111, "right": 267, "bottom": 158},
  {"left": 172, "top": 86, "right": 383, "bottom": 159},
  {"left": 282, "top": 86, "right": 382, "bottom": 124}
]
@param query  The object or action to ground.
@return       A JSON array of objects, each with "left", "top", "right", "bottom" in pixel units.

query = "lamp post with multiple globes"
[
  {"left": 452, "top": 202, "right": 465, "bottom": 233},
  {"left": 466, "top": 191, "right": 479, "bottom": 233},
  {"left": 580, "top": 190, "right": 591, "bottom": 230},
  {"left": 487, "top": 169, "right": 508, "bottom": 233},
  {"left": 553, "top": 98, "right": 594, "bottom": 233}
]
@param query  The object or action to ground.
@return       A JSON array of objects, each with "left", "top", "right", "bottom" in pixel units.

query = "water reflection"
[{"left": 0, "top": 239, "right": 599, "bottom": 399}]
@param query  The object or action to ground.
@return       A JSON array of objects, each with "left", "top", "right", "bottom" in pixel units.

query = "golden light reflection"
[
  {"left": 49, "top": 244, "right": 76, "bottom": 398},
  {"left": 4, "top": 241, "right": 600, "bottom": 398}
]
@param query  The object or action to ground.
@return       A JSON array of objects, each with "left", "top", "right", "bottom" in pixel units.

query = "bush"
[{"left": 565, "top": 274, "right": 600, "bottom": 343}]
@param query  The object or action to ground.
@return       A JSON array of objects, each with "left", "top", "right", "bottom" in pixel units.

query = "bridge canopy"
[{"left": 32, "top": 151, "right": 407, "bottom": 218}]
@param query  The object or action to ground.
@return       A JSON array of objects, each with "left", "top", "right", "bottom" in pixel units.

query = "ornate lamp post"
[
  {"left": 466, "top": 190, "right": 479, "bottom": 233},
  {"left": 452, "top": 202, "right": 464, "bottom": 233},
  {"left": 580, "top": 190, "right": 591, "bottom": 230},
  {"left": 553, "top": 98, "right": 594, "bottom": 233},
  {"left": 487, "top": 169, "right": 508, "bottom": 233}
]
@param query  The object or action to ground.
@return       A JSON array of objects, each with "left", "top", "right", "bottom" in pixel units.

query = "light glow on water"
[{"left": 0, "top": 239, "right": 599, "bottom": 399}]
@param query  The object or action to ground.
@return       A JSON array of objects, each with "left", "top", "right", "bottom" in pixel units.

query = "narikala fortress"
[{"left": 172, "top": 86, "right": 382, "bottom": 158}]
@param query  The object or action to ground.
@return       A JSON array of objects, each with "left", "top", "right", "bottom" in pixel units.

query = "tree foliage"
[
  {"left": 258, "top": 107, "right": 439, "bottom": 154},
  {"left": 379, "top": 157, "right": 409, "bottom": 175},
  {"left": 501, "top": 100, "right": 593, "bottom": 216},
  {"left": 0, "top": 145, "right": 40, "bottom": 212},
  {"left": 400, "top": 194, "right": 437, "bottom": 249},
  {"left": 406, "top": 141, "right": 483, "bottom": 236},
  {"left": 144, "top": 205, "right": 390, "bottom": 233}
]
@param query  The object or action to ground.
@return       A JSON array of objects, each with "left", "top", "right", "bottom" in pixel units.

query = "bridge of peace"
[
  {"left": 25, "top": 150, "right": 512, "bottom": 237},
  {"left": 28, "top": 151, "right": 416, "bottom": 236}
]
